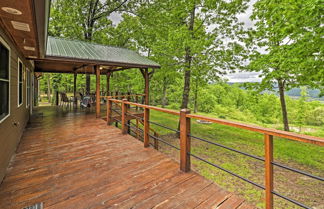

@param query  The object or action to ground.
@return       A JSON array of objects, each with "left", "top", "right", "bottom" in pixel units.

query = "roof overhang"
[
  {"left": 34, "top": 56, "right": 160, "bottom": 75},
  {"left": 34, "top": 36, "right": 160, "bottom": 74}
]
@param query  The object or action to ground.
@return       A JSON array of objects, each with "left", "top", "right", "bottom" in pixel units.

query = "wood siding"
[{"left": 0, "top": 26, "right": 34, "bottom": 183}]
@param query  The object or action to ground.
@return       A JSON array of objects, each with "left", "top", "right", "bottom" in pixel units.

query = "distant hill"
[{"left": 227, "top": 82, "right": 324, "bottom": 101}]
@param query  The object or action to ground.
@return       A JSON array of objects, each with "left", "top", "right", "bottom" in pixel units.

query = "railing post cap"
[{"left": 180, "top": 108, "right": 191, "bottom": 113}]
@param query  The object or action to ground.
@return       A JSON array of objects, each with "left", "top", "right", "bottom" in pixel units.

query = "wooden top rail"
[
  {"left": 109, "top": 99, "right": 123, "bottom": 103},
  {"left": 109, "top": 98, "right": 324, "bottom": 146},
  {"left": 187, "top": 114, "right": 324, "bottom": 146},
  {"left": 124, "top": 101, "right": 180, "bottom": 116},
  {"left": 100, "top": 94, "right": 146, "bottom": 98}
]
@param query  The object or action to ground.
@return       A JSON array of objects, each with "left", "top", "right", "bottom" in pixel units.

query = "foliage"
[{"left": 43, "top": 0, "right": 324, "bottom": 134}]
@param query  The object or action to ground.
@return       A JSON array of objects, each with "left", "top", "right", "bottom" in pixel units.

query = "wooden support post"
[
  {"left": 121, "top": 99, "right": 128, "bottom": 134},
  {"left": 73, "top": 72, "right": 77, "bottom": 107},
  {"left": 144, "top": 107, "right": 150, "bottom": 147},
  {"left": 107, "top": 99, "right": 112, "bottom": 125},
  {"left": 106, "top": 72, "right": 111, "bottom": 96},
  {"left": 144, "top": 68, "right": 149, "bottom": 105},
  {"left": 180, "top": 109, "right": 191, "bottom": 172},
  {"left": 95, "top": 66, "right": 100, "bottom": 118},
  {"left": 265, "top": 134, "right": 274, "bottom": 209}
]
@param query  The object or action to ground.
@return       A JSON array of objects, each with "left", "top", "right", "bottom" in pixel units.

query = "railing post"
[
  {"left": 107, "top": 98, "right": 112, "bottom": 125},
  {"left": 144, "top": 107, "right": 150, "bottom": 147},
  {"left": 121, "top": 99, "right": 128, "bottom": 134},
  {"left": 265, "top": 134, "right": 274, "bottom": 209},
  {"left": 180, "top": 109, "right": 191, "bottom": 172}
]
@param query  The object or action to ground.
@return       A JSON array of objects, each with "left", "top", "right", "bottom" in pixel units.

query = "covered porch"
[
  {"left": 0, "top": 106, "right": 252, "bottom": 209},
  {"left": 34, "top": 36, "right": 158, "bottom": 118}
]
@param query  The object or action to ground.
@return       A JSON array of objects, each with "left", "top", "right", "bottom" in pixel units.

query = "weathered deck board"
[{"left": 0, "top": 106, "right": 254, "bottom": 209}]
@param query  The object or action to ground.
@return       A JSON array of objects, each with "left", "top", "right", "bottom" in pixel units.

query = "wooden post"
[
  {"left": 95, "top": 66, "right": 100, "bottom": 118},
  {"left": 144, "top": 68, "right": 149, "bottom": 105},
  {"left": 144, "top": 107, "right": 150, "bottom": 147},
  {"left": 121, "top": 99, "right": 128, "bottom": 134},
  {"left": 265, "top": 134, "right": 274, "bottom": 209},
  {"left": 107, "top": 99, "right": 112, "bottom": 125},
  {"left": 106, "top": 72, "right": 111, "bottom": 96},
  {"left": 73, "top": 72, "right": 77, "bottom": 107},
  {"left": 180, "top": 109, "right": 191, "bottom": 172}
]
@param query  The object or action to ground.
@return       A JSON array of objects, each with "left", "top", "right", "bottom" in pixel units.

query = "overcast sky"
[{"left": 108, "top": 1, "right": 261, "bottom": 83}]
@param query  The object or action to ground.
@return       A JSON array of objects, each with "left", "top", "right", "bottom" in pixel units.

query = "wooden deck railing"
[{"left": 106, "top": 98, "right": 324, "bottom": 209}]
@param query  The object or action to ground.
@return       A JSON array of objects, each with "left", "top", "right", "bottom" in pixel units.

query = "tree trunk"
[
  {"left": 85, "top": 23, "right": 93, "bottom": 94},
  {"left": 47, "top": 74, "right": 51, "bottom": 103},
  {"left": 278, "top": 79, "right": 289, "bottom": 131},
  {"left": 161, "top": 77, "right": 167, "bottom": 108},
  {"left": 180, "top": 3, "right": 196, "bottom": 109},
  {"left": 178, "top": 3, "right": 196, "bottom": 135},
  {"left": 194, "top": 78, "right": 198, "bottom": 113}
]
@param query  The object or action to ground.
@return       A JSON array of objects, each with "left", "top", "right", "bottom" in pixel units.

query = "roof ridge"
[{"left": 48, "top": 36, "right": 135, "bottom": 52}]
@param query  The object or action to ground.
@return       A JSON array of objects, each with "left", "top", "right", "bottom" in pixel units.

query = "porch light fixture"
[
  {"left": 1, "top": 7, "right": 22, "bottom": 15},
  {"left": 24, "top": 46, "right": 35, "bottom": 51},
  {"left": 11, "top": 21, "right": 30, "bottom": 32}
]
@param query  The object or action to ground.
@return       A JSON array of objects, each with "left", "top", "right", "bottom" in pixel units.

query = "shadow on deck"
[{"left": 0, "top": 106, "right": 254, "bottom": 209}]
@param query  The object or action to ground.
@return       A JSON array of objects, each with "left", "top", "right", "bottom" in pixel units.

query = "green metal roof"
[{"left": 46, "top": 36, "right": 160, "bottom": 68}]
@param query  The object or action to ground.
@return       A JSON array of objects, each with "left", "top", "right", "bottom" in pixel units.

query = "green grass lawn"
[{"left": 146, "top": 109, "right": 324, "bottom": 209}]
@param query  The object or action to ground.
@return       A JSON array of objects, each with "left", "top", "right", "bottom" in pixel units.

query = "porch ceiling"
[{"left": 0, "top": 0, "right": 49, "bottom": 58}]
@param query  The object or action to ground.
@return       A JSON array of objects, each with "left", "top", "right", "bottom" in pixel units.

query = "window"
[
  {"left": 18, "top": 59, "right": 23, "bottom": 106},
  {"left": 0, "top": 37, "right": 10, "bottom": 123},
  {"left": 26, "top": 69, "right": 30, "bottom": 107}
]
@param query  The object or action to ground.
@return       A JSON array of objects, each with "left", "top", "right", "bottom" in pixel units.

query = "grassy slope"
[{"left": 148, "top": 109, "right": 324, "bottom": 208}]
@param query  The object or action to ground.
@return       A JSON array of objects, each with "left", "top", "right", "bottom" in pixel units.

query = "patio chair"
[{"left": 60, "top": 92, "right": 73, "bottom": 107}]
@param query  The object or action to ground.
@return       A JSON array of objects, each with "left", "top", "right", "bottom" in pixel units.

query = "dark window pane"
[
  {"left": 19, "top": 83, "right": 22, "bottom": 104},
  {"left": 0, "top": 43, "right": 9, "bottom": 80},
  {"left": 0, "top": 81, "right": 9, "bottom": 120},
  {"left": 19, "top": 62, "right": 23, "bottom": 82}
]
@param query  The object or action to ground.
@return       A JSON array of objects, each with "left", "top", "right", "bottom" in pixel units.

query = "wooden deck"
[{"left": 0, "top": 106, "right": 254, "bottom": 209}]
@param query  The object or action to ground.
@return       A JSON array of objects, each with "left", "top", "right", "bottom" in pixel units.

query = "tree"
[
  {"left": 245, "top": 0, "right": 323, "bottom": 131},
  {"left": 49, "top": 0, "right": 132, "bottom": 93}
]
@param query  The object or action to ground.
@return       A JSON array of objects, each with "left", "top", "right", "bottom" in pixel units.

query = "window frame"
[
  {"left": 17, "top": 58, "right": 23, "bottom": 107},
  {"left": 26, "top": 68, "right": 30, "bottom": 108},
  {"left": 0, "top": 35, "right": 11, "bottom": 124}
]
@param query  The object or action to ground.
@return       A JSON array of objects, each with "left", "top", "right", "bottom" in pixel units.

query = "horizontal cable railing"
[
  {"left": 105, "top": 98, "right": 324, "bottom": 209},
  {"left": 148, "top": 133, "right": 180, "bottom": 150}
]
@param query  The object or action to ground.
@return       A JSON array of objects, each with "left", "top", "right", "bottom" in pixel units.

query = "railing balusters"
[
  {"left": 136, "top": 118, "right": 139, "bottom": 139},
  {"left": 154, "top": 132, "right": 159, "bottom": 150},
  {"left": 265, "top": 134, "right": 274, "bottom": 209},
  {"left": 144, "top": 107, "right": 150, "bottom": 147},
  {"left": 180, "top": 109, "right": 191, "bottom": 172},
  {"left": 107, "top": 98, "right": 112, "bottom": 125},
  {"left": 107, "top": 98, "right": 323, "bottom": 209},
  {"left": 121, "top": 99, "right": 128, "bottom": 134}
]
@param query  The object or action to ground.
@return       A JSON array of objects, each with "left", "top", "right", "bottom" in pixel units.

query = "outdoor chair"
[{"left": 60, "top": 92, "right": 73, "bottom": 107}]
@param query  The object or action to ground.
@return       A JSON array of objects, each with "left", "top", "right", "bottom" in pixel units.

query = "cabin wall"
[{"left": 0, "top": 26, "right": 35, "bottom": 183}]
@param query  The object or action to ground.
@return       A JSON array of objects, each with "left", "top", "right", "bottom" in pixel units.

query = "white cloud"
[{"left": 223, "top": 71, "right": 262, "bottom": 83}]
